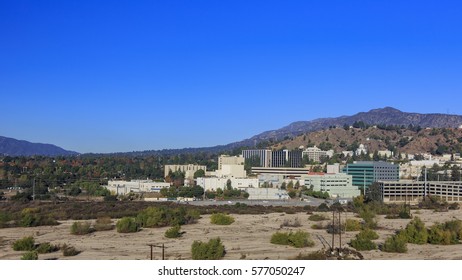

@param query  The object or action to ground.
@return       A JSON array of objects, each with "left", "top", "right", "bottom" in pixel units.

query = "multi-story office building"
[
  {"left": 271, "top": 150, "right": 288, "bottom": 168},
  {"left": 343, "top": 161, "right": 399, "bottom": 189},
  {"left": 302, "top": 146, "right": 334, "bottom": 163},
  {"left": 242, "top": 149, "right": 272, "bottom": 167},
  {"left": 242, "top": 149, "right": 302, "bottom": 168}
]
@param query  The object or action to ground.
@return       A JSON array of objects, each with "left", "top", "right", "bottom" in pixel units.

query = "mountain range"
[
  {"left": 2, "top": 107, "right": 462, "bottom": 156},
  {"left": 0, "top": 136, "right": 78, "bottom": 157}
]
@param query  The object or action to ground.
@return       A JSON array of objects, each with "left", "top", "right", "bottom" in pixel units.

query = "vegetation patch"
[
  {"left": 308, "top": 214, "right": 328, "bottom": 222},
  {"left": 94, "top": 217, "right": 114, "bottom": 231},
  {"left": 402, "top": 217, "right": 428, "bottom": 244},
  {"left": 36, "top": 242, "right": 60, "bottom": 254},
  {"left": 21, "top": 251, "right": 38, "bottom": 260},
  {"left": 382, "top": 232, "right": 408, "bottom": 253},
  {"left": 70, "top": 221, "right": 94, "bottom": 235},
  {"left": 191, "top": 238, "right": 226, "bottom": 260},
  {"left": 12, "top": 236, "right": 36, "bottom": 251},
  {"left": 270, "top": 231, "right": 315, "bottom": 248},
  {"left": 164, "top": 225, "right": 183, "bottom": 238},
  {"left": 61, "top": 244, "right": 81, "bottom": 257},
  {"left": 344, "top": 219, "right": 362, "bottom": 231},
  {"left": 136, "top": 206, "right": 200, "bottom": 228},
  {"left": 280, "top": 217, "right": 302, "bottom": 228},
  {"left": 116, "top": 217, "right": 140, "bottom": 233},
  {"left": 210, "top": 213, "right": 235, "bottom": 225},
  {"left": 19, "top": 208, "right": 58, "bottom": 227}
]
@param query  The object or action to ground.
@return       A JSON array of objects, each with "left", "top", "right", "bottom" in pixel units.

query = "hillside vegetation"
[{"left": 272, "top": 126, "right": 462, "bottom": 156}]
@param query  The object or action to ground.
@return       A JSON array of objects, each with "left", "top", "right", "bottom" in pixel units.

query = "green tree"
[
  {"left": 193, "top": 169, "right": 205, "bottom": 179},
  {"left": 451, "top": 165, "right": 461, "bottom": 181}
]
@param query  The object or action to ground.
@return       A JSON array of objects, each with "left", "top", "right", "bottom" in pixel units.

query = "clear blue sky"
[{"left": 1, "top": 0, "right": 461, "bottom": 153}]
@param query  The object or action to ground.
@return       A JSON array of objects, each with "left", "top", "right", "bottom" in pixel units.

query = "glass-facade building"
[{"left": 343, "top": 161, "right": 399, "bottom": 189}]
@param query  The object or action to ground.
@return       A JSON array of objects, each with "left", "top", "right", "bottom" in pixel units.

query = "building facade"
[
  {"left": 242, "top": 149, "right": 272, "bottom": 167},
  {"left": 196, "top": 177, "right": 259, "bottom": 192},
  {"left": 302, "top": 173, "right": 360, "bottom": 198},
  {"left": 105, "top": 180, "right": 170, "bottom": 196},
  {"left": 302, "top": 146, "right": 334, "bottom": 163},
  {"left": 242, "top": 149, "right": 302, "bottom": 168},
  {"left": 164, "top": 164, "right": 207, "bottom": 179},
  {"left": 343, "top": 161, "right": 399, "bottom": 189},
  {"left": 379, "top": 180, "right": 462, "bottom": 204}
]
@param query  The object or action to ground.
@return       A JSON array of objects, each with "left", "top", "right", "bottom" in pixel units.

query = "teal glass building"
[{"left": 343, "top": 161, "right": 399, "bottom": 189}]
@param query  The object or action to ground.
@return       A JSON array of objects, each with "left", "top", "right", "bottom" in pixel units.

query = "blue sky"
[{"left": 1, "top": 0, "right": 461, "bottom": 153}]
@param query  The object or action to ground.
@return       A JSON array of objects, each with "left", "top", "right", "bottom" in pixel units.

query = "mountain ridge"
[
  {"left": 0, "top": 136, "right": 79, "bottom": 157},
  {"left": 2, "top": 107, "right": 462, "bottom": 156}
]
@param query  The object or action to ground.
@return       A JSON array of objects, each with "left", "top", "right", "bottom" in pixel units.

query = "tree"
[
  {"left": 193, "top": 169, "right": 205, "bottom": 179},
  {"left": 451, "top": 165, "right": 461, "bottom": 181},
  {"left": 226, "top": 179, "right": 232, "bottom": 190},
  {"left": 191, "top": 185, "right": 204, "bottom": 198},
  {"left": 366, "top": 182, "right": 382, "bottom": 202}
]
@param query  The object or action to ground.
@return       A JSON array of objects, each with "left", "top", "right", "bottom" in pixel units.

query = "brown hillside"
[{"left": 272, "top": 127, "right": 462, "bottom": 155}]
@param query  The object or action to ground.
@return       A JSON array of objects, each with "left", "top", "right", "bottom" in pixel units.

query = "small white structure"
[{"left": 355, "top": 144, "right": 367, "bottom": 156}]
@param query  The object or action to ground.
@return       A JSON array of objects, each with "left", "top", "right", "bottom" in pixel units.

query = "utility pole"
[
  {"left": 32, "top": 178, "right": 35, "bottom": 201},
  {"left": 338, "top": 211, "right": 342, "bottom": 252},
  {"left": 331, "top": 211, "right": 335, "bottom": 253},
  {"left": 148, "top": 244, "right": 165, "bottom": 260}
]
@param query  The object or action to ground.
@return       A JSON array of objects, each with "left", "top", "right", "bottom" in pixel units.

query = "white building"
[
  {"left": 378, "top": 150, "right": 394, "bottom": 158},
  {"left": 105, "top": 180, "right": 170, "bottom": 196},
  {"left": 302, "top": 146, "right": 334, "bottom": 163},
  {"left": 342, "top": 151, "right": 354, "bottom": 157},
  {"left": 246, "top": 188, "right": 290, "bottom": 200},
  {"left": 196, "top": 177, "right": 259, "bottom": 192},
  {"left": 327, "top": 164, "right": 341, "bottom": 174},
  {"left": 214, "top": 155, "right": 246, "bottom": 178},
  {"left": 302, "top": 173, "right": 360, "bottom": 198},
  {"left": 355, "top": 144, "right": 367, "bottom": 156},
  {"left": 218, "top": 155, "right": 244, "bottom": 169},
  {"left": 164, "top": 164, "right": 207, "bottom": 179}
]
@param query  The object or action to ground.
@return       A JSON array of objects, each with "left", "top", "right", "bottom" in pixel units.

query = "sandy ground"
[{"left": 1, "top": 209, "right": 462, "bottom": 260}]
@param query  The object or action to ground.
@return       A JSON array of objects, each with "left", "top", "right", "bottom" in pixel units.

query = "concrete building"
[
  {"left": 242, "top": 149, "right": 272, "bottom": 167},
  {"left": 302, "top": 173, "right": 360, "bottom": 198},
  {"left": 245, "top": 188, "right": 290, "bottom": 200},
  {"left": 207, "top": 155, "right": 246, "bottom": 178},
  {"left": 327, "top": 164, "right": 341, "bottom": 174},
  {"left": 218, "top": 155, "right": 244, "bottom": 170},
  {"left": 251, "top": 167, "right": 310, "bottom": 178},
  {"left": 379, "top": 180, "right": 462, "bottom": 204},
  {"left": 242, "top": 149, "right": 302, "bottom": 168},
  {"left": 343, "top": 161, "right": 399, "bottom": 189},
  {"left": 196, "top": 177, "right": 259, "bottom": 192},
  {"left": 302, "top": 146, "right": 334, "bottom": 163},
  {"left": 164, "top": 164, "right": 207, "bottom": 179},
  {"left": 105, "top": 180, "right": 170, "bottom": 196}
]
